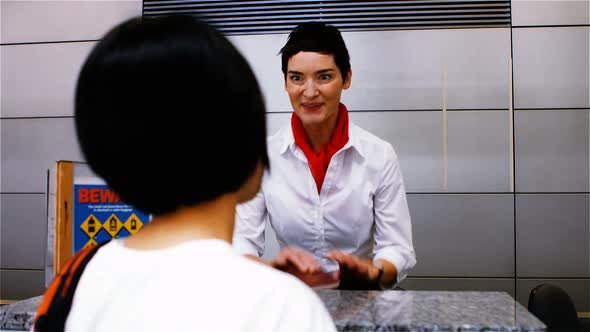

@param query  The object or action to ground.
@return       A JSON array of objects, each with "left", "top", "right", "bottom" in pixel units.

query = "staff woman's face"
[{"left": 285, "top": 51, "right": 351, "bottom": 127}]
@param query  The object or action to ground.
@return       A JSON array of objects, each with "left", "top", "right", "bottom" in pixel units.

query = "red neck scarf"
[{"left": 291, "top": 103, "right": 349, "bottom": 193}]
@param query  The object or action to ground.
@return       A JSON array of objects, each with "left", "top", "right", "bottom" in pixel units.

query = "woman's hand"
[
  {"left": 270, "top": 247, "right": 320, "bottom": 273},
  {"left": 325, "top": 251, "right": 382, "bottom": 285},
  {"left": 270, "top": 247, "right": 339, "bottom": 288},
  {"left": 325, "top": 250, "right": 399, "bottom": 289}
]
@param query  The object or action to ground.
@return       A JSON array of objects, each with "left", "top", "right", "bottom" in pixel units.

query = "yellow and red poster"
[{"left": 73, "top": 184, "right": 150, "bottom": 252}]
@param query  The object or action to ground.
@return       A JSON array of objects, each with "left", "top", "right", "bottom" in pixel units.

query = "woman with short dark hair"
[{"left": 234, "top": 22, "right": 416, "bottom": 290}]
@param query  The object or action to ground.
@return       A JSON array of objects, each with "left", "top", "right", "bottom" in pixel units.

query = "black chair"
[{"left": 527, "top": 283, "right": 581, "bottom": 332}]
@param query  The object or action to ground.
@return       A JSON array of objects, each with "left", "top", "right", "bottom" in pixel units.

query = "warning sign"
[
  {"left": 104, "top": 214, "right": 123, "bottom": 237},
  {"left": 124, "top": 213, "right": 144, "bottom": 235},
  {"left": 83, "top": 238, "right": 98, "bottom": 249},
  {"left": 73, "top": 184, "right": 151, "bottom": 253},
  {"left": 80, "top": 214, "right": 102, "bottom": 238}
]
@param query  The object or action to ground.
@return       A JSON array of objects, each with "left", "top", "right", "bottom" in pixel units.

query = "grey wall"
[
  {"left": 1, "top": 0, "right": 588, "bottom": 313},
  {"left": 0, "top": 0, "right": 142, "bottom": 300}
]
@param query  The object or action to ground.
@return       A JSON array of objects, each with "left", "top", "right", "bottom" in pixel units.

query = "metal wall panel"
[
  {"left": 512, "top": 0, "right": 590, "bottom": 26},
  {"left": 343, "top": 30, "right": 442, "bottom": 110},
  {"left": 343, "top": 29, "right": 510, "bottom": 110},
  {"left": 513, "top": 27, "right": 590, "bottom": 109},
  {"left": 1, "top": 118, "right": 84, "bottom": 193},
  {"left": 407, "top": 194, "right": 514, "bottom": 277},
  {"left": 1, "top": 42, "right": 95, "bottom": 118},
  {"left": 0, "top": 0, "right": 141, "bottom": 44},
  {"left": 399, "top": 278, "right": 515, "bottom": 297},
  {"left": 233, "top": 28, "right": 510, "bottom": 112},
  {"left": 0, "top": 270, "right": 44, "bottom": 301},
  {"left": 515, "top": 110, "right": 589, "bottom": 193},
  {"left": 0, "top": 194, "right": 47, "bottom": 269},
  {"left": 447, "top": 111, "right": 510, "bottom": 192},
  {"left": 516, "top": 194, "right": 590, "bottom": 278}
]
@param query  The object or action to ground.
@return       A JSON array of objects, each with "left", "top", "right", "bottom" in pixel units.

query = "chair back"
[{"left": 527, "top": 283, "right": 580, "bottom": 332}]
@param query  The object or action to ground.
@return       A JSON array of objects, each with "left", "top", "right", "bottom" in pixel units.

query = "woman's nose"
[{"left": 302, "top": 80, "right": 318, "bottom": 98}]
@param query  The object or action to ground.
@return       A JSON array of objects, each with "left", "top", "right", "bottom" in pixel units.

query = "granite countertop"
[
  {"left": 1, "top": 291, "right": 545, "bottom": 331},
  {"left": 317, "top": 290, "right": 546, "bottom": 331},
  {"left": 0, "top": 296, "right": 40, "bottom": 331}
]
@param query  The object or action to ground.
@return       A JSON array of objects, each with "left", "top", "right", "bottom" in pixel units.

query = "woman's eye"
[
  {"left": 319, "top": 74, "right": 332, "bottom": 81},
  {"left": 290, "top": 75, "right": 302, "bottom": 82}
]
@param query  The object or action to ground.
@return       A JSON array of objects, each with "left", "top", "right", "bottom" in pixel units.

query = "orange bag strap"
[{"left": 33, "top": 241, "right": 109, "bottom": 332}]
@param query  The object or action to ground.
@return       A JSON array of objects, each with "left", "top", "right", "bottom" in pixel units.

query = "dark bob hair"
[{"left": 75, "top": 15, "right": 269, "bottom": 215}]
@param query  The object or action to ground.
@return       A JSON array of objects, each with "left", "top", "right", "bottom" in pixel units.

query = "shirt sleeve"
[
  {"left": 372, "top": 144, "right": 417, "bottom": 284},
  {"left": 233, "top": 187, "right": 268, "bottom": 257}
]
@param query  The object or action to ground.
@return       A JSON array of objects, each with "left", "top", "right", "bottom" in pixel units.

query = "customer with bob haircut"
[{"left": 33, "top": 15, "right": 336, "bottom": 332}]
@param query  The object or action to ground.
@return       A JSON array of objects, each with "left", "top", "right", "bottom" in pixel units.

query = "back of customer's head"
[{"left": 75, "top": 15, "right": 269, "bottom": 216}]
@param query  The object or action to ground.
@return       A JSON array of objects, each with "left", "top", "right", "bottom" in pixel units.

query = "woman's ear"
[{"left": 343, "top": 69, "right": 352, "bottom": 90}]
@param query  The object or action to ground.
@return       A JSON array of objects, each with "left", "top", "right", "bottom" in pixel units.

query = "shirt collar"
[
  {"left": 279, "top": 117, "right": 366, "bottom": 159},
  {"left": 347, "top": 123, "right": 366, "bottom": 158}
]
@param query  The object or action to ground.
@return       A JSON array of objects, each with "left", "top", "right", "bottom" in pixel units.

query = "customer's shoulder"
[
  {"left": 229, "top": 259, "right": 335, "bottom": 331},
  {"left": 216, "top": 256, "right": 325, "bottom": 313}
]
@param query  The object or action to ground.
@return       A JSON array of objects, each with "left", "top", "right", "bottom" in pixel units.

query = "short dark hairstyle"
[
  {"left": 279, "top": 22, "right": 350, "bottom": 81},
  {"left": 75, "top": 15, "right": 268, "bottom": 216}
]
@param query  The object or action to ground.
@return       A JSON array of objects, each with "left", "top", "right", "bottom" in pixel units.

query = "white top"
[
  {"left": 65, "top": 239, "right": 336, "bottom": 332},
  {"left": 233, "top": 123, "right": 417, "bottom": 283}
]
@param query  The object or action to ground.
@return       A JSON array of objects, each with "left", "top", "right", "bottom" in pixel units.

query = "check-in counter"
[{"left": 0, "top": 290, "right": 545, "bottom": 331}]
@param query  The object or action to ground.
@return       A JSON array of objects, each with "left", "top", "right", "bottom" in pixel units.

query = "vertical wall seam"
[
  {"left": 509, "top": 2, "right": 518, "bottom": 298},
  {"left": 442, "top": 63, "right": 448, "bottom": 191}
]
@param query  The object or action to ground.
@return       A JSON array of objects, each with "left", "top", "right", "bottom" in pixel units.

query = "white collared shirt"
[{"left": 233, "top": 122, "right": 416, "bottom": 283}]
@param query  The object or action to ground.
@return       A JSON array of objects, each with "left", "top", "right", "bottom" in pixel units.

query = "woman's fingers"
[
  {"left": 325, "top": 250, "right": 344, "bottom": 262},
  {"left": 289, "top": 248, "right": 321, "bottom": 273},
  {"left": 270, "top": 248, "right": 340, "bottom": 287},
  {"left": 326, "top": 250, "right": 355, "bottom": 268},
  {"left": 325, "top": 251, "right": 371, "bottom": 276},
  {"left": 273, "top": 247, "right": 320, "bottom": 273}
]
